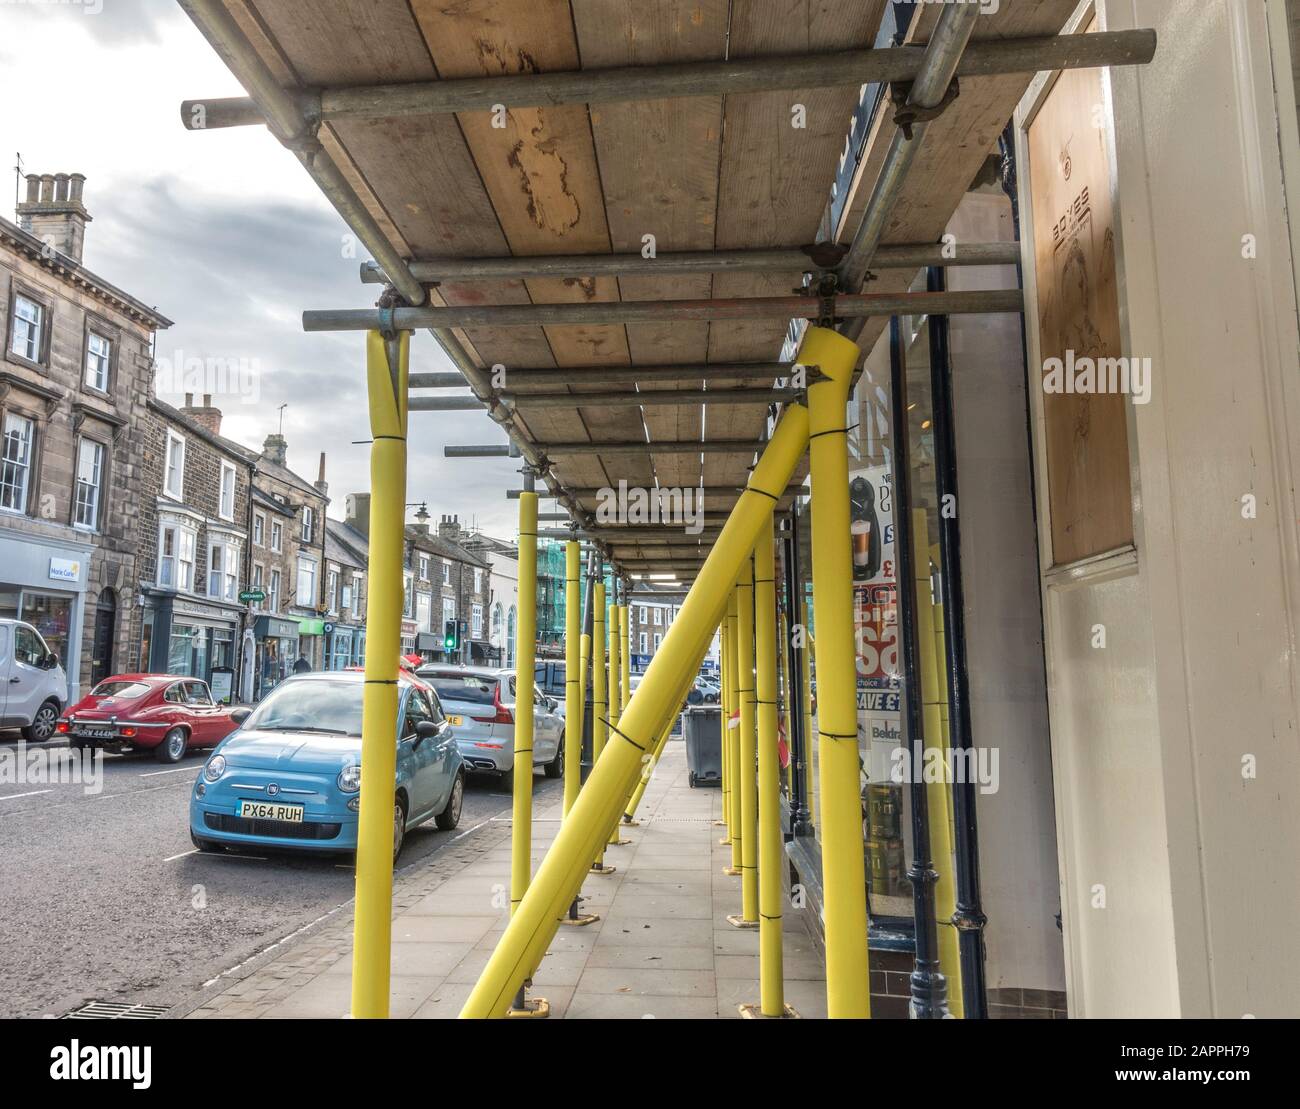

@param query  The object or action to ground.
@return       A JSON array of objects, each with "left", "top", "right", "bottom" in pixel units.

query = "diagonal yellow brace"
[{"left": 460, "top": 326, "right": 855, "bottom": 1019}]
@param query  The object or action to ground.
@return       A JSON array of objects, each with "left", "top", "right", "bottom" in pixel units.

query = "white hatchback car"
[
  {"left": 417, "top": 665, "right": 564, "bottom": 790},
  {"left": 0, "top": 619, "right": 68, "bottom": 742}
]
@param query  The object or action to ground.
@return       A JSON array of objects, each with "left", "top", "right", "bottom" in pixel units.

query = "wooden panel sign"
[{"left": 1028, "top": 28, "right": 1134, "bottom": 566}]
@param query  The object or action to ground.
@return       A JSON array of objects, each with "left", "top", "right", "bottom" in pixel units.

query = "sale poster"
[{"left": 852, "top": 464, "right": 907, "bottom": 901}]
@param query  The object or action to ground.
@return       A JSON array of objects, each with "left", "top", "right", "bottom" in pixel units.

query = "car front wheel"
[
  {"left": 155, "top": 727, "right": 188, "bottom": 764},
  {"left": 392, "top": 797, "right": 407, "bottom": 862},
  {"left": 435, "top": 773, "right": 464, "bottom": 831},
  {"left": 22, "top": 701, "right": 59, "bottom": 743}
]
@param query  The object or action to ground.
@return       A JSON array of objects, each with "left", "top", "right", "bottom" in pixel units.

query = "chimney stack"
[
  {"left": 345, "top": 492, "right": 371, "bottom": 537},
  {"left": 315, "top": 452, "right": 328, "bottom": 496},
  {"left": 17, "top": 171, "right": 91, "bottom": 263},
  {"left": 262, "top": 433, "right": 288, "bottom": 467},
  {"left": 438, "top": 513, "right": 462, "bottom": 541},
  {"left": 181, "top": 393, "right": 223, "bottom": 436}
]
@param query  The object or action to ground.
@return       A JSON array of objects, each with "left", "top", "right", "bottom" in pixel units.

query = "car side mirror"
[
  {"left": 40, "top": 652, "right": 59, "bottom": 670},
  {"left": 230, "top": 707, "right": 252, "bottom": 726},
  {"left": 414, "top": 719, "right": 440, "bottom": 746}
]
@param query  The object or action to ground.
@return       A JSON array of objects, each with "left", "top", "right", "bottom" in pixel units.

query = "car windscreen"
[
  {"left": 91, "top": 681, "right": 152, "bottom": 700},
  {"left": 421, "top": 673, "right": 497, "bottom": 705},
  {"left": 244, "top": 679, "right": 363, "bottom": 735}
]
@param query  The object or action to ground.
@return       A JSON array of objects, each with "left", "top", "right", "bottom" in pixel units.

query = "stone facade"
[
  {"left": 629, "top": 599, "right": 677, "bottom": 670},
  {"left": 135, "top": 396, "right": 256, "bottom": 694},
  {"left": 0, "top": 174, "right": 171, "bottom": 700},
  {"left": 249, "top": 435, "right": 330, "bottom": 674}
]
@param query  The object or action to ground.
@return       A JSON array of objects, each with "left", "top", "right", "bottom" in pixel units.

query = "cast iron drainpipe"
[
  {"left": 781, "top": 515, "right": 811, "bottom": 837},
  {"left": 925, "top": 266, "right": 989, "bottom": 1018},
  {"left": 888, "top": 315, "right": 947, "bottom": 1019}
]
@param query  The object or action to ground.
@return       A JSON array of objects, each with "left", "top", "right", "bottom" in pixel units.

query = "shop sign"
[
  {"left": 49, "top": 558, "right": 82, "bottom": 583},
  {"left": 239, "top": 590, "right": 266, "bottom": 604},
  {"left": 298, "top": 618, "right": 326, "bottom": 635}
]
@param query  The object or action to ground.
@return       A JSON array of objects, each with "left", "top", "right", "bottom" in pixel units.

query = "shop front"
[
  {"left": 141, "top": 592, "right": 242, "bottom": 691},
  {"left": 252, "top": 614, "right": 300, "bottom": 699},
  {"left": 414, "top": 631, "right": 439, "bottom": 662},
  {"left": 0, "top": 528, "right": 92, "bottom": 701},
  {"left": 325, "top": 621, "right": 364, "bottom": 669}
]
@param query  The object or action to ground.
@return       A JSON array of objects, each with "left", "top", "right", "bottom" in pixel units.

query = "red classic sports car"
[{"left": 57, "top": 675, "right": 242, "bottom": 763}]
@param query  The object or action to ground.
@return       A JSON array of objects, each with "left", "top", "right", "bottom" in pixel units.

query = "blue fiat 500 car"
[{"left": 190, "top": 671, "right": 464, "bottom": 860}]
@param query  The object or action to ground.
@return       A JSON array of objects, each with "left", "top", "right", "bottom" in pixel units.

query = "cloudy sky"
[{"left": 0, "top": 0, "right": 522, "bottom": 535}]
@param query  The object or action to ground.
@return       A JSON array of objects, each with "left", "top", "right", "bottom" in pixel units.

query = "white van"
[{"left": 0, "top": 619, "right": 67, "bottom": 742}]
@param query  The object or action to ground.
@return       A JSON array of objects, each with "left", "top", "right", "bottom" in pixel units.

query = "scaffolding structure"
[{"left": 177, "top": 0, "right": 1157, "bottom": 1021}]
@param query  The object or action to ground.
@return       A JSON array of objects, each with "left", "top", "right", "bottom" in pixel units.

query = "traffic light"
[{"left": 444, "top": 619, "right": 459, "bottom": 653}]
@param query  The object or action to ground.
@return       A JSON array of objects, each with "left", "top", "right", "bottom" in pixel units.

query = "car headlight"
[
  {"left": 203, "top": 755, "right": 226, "bottom": 782},
  {"left": 338, "top": 765, "right": 361, "bottom": 793}
]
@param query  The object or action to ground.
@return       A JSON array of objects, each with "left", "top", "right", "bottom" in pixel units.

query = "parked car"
[
  {"left": 58, "top": 675, "right": 240, "bottom": 762},
  {"left": 190, "top": 670, "right": 464, "bottom": 860},
  {"left": 533, "top": 660, "right": 567, "bottom": 721},
  {"left": 418, "top": 665, "right": 563, "bottom": 789},
  {"left": 0, "top": 618, "right": 67, "bottom": 742}
]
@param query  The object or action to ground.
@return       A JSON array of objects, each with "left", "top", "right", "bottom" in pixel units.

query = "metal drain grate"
[{"left": 61, "top": 1001, "right": 170, "bottom": 1020}]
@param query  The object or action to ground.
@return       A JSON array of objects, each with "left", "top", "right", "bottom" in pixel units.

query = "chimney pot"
[{"left": 18, "top": 170, "right": 91, "bottom": 263}]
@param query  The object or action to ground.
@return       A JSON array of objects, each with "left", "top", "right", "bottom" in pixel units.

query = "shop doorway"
[{"left": 90, "top": 588, "right": 117, "bottom": 687}]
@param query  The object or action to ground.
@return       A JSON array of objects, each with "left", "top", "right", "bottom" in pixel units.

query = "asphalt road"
[{"left": 0, "top": 733, "right": 560, "bottom": 1019}]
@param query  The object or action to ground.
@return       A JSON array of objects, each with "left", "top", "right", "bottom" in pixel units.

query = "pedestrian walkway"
[{"left": 184, "top": 740, "right": 827, "bottom": 1019}]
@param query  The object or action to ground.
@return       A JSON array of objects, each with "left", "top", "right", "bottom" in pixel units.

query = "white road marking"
[
  {"left": 0, "top": 789, "right": 52, "bottom": 802},
  {"left": 163, "top": 849, "right": 199, "bottom": 862},
  {"left": 451, "top": 817, "right": 493, "bottom": 842},
  {"left": 140, "top": 766, "right": 198, "bottom": 778}
]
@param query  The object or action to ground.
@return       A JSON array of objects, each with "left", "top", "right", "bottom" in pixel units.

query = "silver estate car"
[{"left": 417, "top": 665, "right": 564, "bottom": 790}]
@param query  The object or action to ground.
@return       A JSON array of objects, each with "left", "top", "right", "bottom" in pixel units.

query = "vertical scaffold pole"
[
  {"left": 563, "top": 540, "right": 582, "bottom": 817},
  {"left": 806, "top": 324, "right": 872, "bottom": 1019},
  {"left": 506, "top": 477, "right": 547, "bottom": 1017},
  {"left": 746, "top": 515, "right": 794, "bottom": 1017},
  {"left": 718, "top": 610, "right": 733, "bottom": 840},
  {"left": 725, "top": 589, "right": 742, "bottom": 876},
  {"left": 590, "top": 582, "right": 613, "bottom": 875},
  {"left": 607, "top": 594, "right": 629, "bottom": 847},
  {"left": 350, "top": 328, "right": 409, "bottom": 1020},
  {"left": 562, "top": 550, "right": 600, "bottom": 927},
  {"left": 730, "top": 552, "right": 759, "bottom": 928}
]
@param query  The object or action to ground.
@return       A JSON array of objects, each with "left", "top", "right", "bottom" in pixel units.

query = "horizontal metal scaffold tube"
[
  {"left": 454, "top": 363, "right": 793, "bottom": 388},
  {"left": 504, "top": 388, "right": 791, "bottom": 408},
  {"left": 413, "top": 388, "right": 792, "bottom": 410},
  {"left": 538, "top": 528, "right": 721, "bottom": 542},
  {"left": 513, "top": 483, "right": 805, "bottom": 499},
  {"left": 303, "top": 289, "right": 1021, "bottom": 332},
  {"left": 537, "top": 440, "right": 763, "bottom": 457},
  {"left": 360, "top": 241, "right": 1020, "bottom": 284},
  {"left": 180, "top": 30, "right": 1156, "bottom": 128}
]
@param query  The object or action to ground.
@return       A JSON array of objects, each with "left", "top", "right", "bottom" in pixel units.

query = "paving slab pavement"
[{"left": 184, "top": 740, "right": 827, "bottom": 1019}]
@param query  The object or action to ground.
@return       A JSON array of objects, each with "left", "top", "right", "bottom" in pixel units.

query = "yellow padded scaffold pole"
[
  {"left": 807, "top": 325, "right": 873, "bottom": 1018},
  {"left": 350, "top": 329, "right": 409, "bottom": 1020}
]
